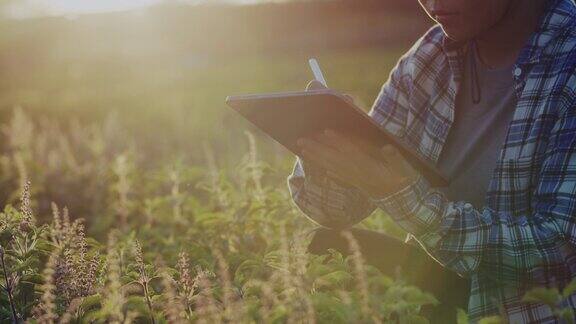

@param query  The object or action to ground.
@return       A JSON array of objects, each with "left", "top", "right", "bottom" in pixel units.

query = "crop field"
[
  {"left": 0, "top": 6, "right": 560, "bottom": 322},
  {"left": 1, "top": 43, "right": 442, "bottom": 322}
]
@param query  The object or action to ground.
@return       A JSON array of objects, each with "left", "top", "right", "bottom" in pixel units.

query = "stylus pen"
[{"left": 308, "top": 58, "right": 328, "bottom": 88}]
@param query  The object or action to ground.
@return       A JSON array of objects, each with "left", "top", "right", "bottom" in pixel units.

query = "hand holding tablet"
[{"left": 225, "top": 59, "right": 448, "bottom": 187}]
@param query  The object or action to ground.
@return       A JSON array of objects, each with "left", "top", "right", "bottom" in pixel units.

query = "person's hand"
[
  {"left": 298, "top": 80, "right": 418, "bottom": 198},
  {"left": 305, "top": 80, "right": 354, "bottom": 102},
  {"left": 306, "top": 80, "right": 326, "bottom": 91},
  {"left": 297, "top": 129, "right": 418, "bottom": 198}
]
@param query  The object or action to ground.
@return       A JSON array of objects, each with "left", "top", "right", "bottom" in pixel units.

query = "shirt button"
[{"left": 514, "top": 67, "right": 523, "bottom": 77}]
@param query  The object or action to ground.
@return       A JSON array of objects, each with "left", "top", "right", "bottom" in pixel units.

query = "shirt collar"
[
  {"left": 441, "top": 0, "right": 575, "bottom": 70},
  {"left": 516, "top": 0, "right": 575, "bottom": 65}
]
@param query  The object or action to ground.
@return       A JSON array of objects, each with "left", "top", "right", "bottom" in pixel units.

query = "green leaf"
[
  {"left": 81, "top": 294, "right": 103, "bottom": 309},
  {"left": 20, "top": 273, "right": 44, "bottom": 285},
  {"left": 402, "top": 314, "right": 429, "bottom": 324},
  {"left": 311, "top": 292, "right": 350, "bottom": 323},
  {"left": 399, "top": 286, "right": 439, "bottom": 306},
  {"left": 313, "top": 270, "right": 353, "bottom": 290},
  {"left": 557, "top": 307, "right": 575, "bottom": 324},
  {"left": 563, "top": 279, "right": 576, "bottom": 299},
  {"left": 269, "top": 304, "right": 288, "bottom": 323},
  {"left": 125, "top": 295, "right": 149, "bottom": 313},
  {"left": 522, "top": 287, "right": 561, "bottom": 308},
  {"left": 456, "top": 308, "right": 469, "bottom": 324},
  {"left": 478, "top": 315, "right": 505, "bottom": 324}
]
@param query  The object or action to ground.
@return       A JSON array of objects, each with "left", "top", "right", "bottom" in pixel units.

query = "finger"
[
  {"left": 325, "top": 168, "right": 358, "bottom": 187},
  {"left": 380, "top": 144, "right": 399, "bottom": 158},
  {"left": 329, "top": 129, "right": 377, "bottom": 155},
  {"left": 299, "top": 143, "right": 370, "bottom": 190},
  {"left": 380, "top": 145, "right": 414, "bottom": 175},
  {"left": 306, "top": 80, "right": 327, "bottom": 91},
  {"left": 380, "top": 145, "right": 402, "bottom": 167},
  {"left": 298, "top": 137, "right": 336, "bottom": 157},
  {"left": 314, "top": 129, "right": 349, "bottom": 152},
  {"left": 322, "top": 129, "right": 362, "bottom": 155},
  {"left": 299, "top": 137, "right": 364, "bottom": 180},
  {"left": 301, "top": 138, "right": 347, "bottom": 166},
  {"left": 343, "top": 94, "right": 354, "bottom": 103},
  {"left": 300, "top": 148, "right": 343, "bottom": 175},
  {"left": 300, "top": 140, "right": 353, "bottom": 174}
]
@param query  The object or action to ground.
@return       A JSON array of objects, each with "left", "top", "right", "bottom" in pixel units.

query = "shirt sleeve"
[
  {"left": 287, "top": 49, "right": 414, "bottom": 229},
  {"left": 371, "top": 107, "right": 576, "bottom": 284},
  {"left": 287, "top": 158, "right": 376, "bottom": 229}
]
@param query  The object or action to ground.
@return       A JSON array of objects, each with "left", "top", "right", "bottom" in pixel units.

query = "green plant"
[
  {"left": 0, "top": 84, "right": 452, "bottom": 323},
  {"left": 522, "top": 280, "right": 576, "bottom": 324}
]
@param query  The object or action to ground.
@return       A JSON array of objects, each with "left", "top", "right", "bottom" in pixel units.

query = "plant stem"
[
  {"left": 1, "top": 249, "right": 19, "bottom": 323},
  {"left": 143, "top": 281, "right": 156, "bottom": 324}
]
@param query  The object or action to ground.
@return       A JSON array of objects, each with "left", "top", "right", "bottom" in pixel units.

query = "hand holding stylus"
[{"left": 299, "top": 60, "right": 418, "bottom": 198}]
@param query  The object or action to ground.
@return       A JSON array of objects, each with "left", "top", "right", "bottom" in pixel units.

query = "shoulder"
[
  {"left": 546, "top": 15, "right": 576, "bottom": 113},
  {"left": 544, "top": 9, "right": 576, "bottom": 60},
  {"left": 415, "top": 24, "right": 446, "bottom": 53},
  {"left": 530, "top": 3, "right": 576, "bottom": 114},
  {"left": 404, "top": 24, "right": 445, "bottom": 55},
  {"left": 394, "top": 25, "right": 448, "bottom": 82},
  {"left": 540, "top": 1, "right": 576, "bottom": 69}
]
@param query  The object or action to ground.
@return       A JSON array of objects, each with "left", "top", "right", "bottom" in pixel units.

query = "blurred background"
[
  {"left": 0, "top": 0, "right": 432, "bottom": 225},
  {"left": 0, "top": 3, "right": 457, "bottom": 322}
]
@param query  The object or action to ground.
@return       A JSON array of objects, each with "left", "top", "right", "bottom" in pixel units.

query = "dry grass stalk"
[
  {"left": 160, "top": 270, "right": 187, "bottom": 324},
  {"left": 113, "top": 154, "right": 132, "bottom": 228},
  {"left": 213, "top": 248, "right": 242, "bottom": 322},
  {"left": 202, "top": 142, "right": 229, "bottom": 208},
  {"left": 169, "top": 167, "right": 183, "bottom": 222},
  {"left": 244, "top": 131, "right": 264, "bottom": 203},
  {"left": 57, "top": 135, "right": 80, "bottom": 172},
  {"left": 277, "top": 225, "right": 317, "bottom": 324},
  {"left": 58, "top": 297, "right": 83, "bottom": 324},
  {"left": 49, "top": 203, "right": 100, "bottom": 306},
  {"left": 192, "top": 266, "right": 220, "bottom": 324},
  {"left": 292, "top": 235, "right": 316, "bottom": 324},
  {"left": 278, "top": 225, "right": 293, "bottom": 291},
  {"left": 14, "top": 152, "right": 28, "bottom": 201},
  {"left": 177, "top": 252, "right": 194, "bottom": 304},
  {"left": 34, "top": 245, "right": 62, "bottom": 324},
  {"left": 51, "top": 203, "right": 62, "bottom": 238},
  {"left": 254, "top": 279, "right": 279, "bottom": 322},
  {"left": 2, "top": 107, "right": 34, "bottom": 152},
  {"left": 342, "top": 230, "right": 382, "bottom": 323},
  {"left": 122, "top": 310, "right": 138, "bottom": 324},
  {"left": 102, "top": 233, "right": 125, "bottom": 323},
  {"left": 133, "top": 240, "right": 156, "bottom": 324},
  {"left": 19, "top": 180, "right": 34, "bottom": 226}
]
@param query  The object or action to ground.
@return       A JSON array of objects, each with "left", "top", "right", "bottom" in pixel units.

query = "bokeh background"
[
  {"left": 0, "top": 0, "right": 432, "bottom": 218},
  {"left": 0, "top": 2, "right": 486, "bottom": 323}
]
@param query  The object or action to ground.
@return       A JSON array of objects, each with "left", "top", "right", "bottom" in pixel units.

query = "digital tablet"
[{"left": 226, "top": 89, "right": 448, "bottom": 187}]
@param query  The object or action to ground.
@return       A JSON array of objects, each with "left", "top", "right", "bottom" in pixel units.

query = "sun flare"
[{"left": 44, "top": 0, "right": 162, "bottom": 14}]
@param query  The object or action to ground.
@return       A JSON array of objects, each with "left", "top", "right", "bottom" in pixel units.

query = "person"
[{"left": 288, "top": 0, "right": 576, "bottom": 322}]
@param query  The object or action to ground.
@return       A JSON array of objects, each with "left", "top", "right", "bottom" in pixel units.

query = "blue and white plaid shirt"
[{"left": 288, "top": 0, "right": 576, "bottom": 321}]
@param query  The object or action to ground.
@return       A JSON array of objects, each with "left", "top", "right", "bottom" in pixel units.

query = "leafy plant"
[
  {"left": 0, "top": 109, "right": 468, "bottom": 323},
  {"left": 522, "top": 280, "right": 576, "bottom": 324}
]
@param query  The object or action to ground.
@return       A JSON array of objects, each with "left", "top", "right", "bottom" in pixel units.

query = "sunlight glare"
[
  {"left": 5, "top": 0, "right": 276, "bottom": 18},
  {"left": 46, "top": 0, "right": 162, "bottom": 14}
]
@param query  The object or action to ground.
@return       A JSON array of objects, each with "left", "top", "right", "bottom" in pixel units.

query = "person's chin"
[{"left": 440, "top": 26, "right": 472, "bottom": 43}]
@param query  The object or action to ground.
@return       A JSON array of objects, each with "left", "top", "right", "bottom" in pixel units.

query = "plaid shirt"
[{"left": 288, "top": 0, "right": 576, "bottom": 322}]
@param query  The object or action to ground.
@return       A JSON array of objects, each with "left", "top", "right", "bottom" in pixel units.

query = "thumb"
[
  {"left": 381, "top": 145, "right": 416, "bottom": 176},
  {"left": 306, "top": 80, "right": 327, "bottom": 91}
]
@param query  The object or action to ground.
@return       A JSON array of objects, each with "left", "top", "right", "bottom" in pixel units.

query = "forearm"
[
  {"left": 371, "top": 174, "right": 573, "bottom": 284},
  {"left": 288, "top": 157, "right": 376, "bottom": 229}
]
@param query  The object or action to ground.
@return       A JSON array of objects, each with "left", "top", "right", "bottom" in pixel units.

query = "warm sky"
[{"left": 7, "top": 0, "right": 275, "bottom": 17}]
